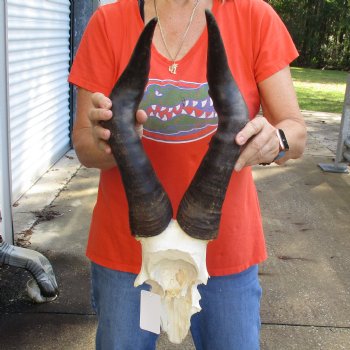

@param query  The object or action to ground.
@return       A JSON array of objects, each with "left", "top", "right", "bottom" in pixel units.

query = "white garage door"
[{"left": 7, "top": 0, "right": 71, "bottom": 201}]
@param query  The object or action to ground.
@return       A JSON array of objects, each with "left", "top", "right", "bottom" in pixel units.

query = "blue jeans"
[{"left": 91, "top": 262, "right": 262, "bottom": 350}]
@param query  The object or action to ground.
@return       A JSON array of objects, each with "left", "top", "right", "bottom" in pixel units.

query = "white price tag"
[{"left": 140, "top": 290, "right": 161, "bottom": 334}]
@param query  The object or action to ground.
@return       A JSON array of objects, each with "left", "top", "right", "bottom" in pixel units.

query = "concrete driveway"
[{"left": 0, "top": 111, "right": 349, "bottom": 349}]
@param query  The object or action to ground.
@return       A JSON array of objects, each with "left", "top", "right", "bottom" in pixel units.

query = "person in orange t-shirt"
[{"left": 69, "top": 0, "right": 306, "bottom": 348}]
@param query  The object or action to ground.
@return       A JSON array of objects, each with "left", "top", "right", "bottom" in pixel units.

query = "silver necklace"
[{"left": 154, "top": 0, "right": 201, "bottom": 74}]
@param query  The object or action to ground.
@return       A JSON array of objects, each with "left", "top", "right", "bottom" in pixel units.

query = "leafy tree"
[{"left": 267, "top": 0, "right": 350, "bottom": 70}]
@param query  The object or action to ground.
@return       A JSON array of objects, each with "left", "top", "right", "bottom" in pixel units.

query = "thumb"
[{"left": 136, "top": 109, "right": 148, "bottom": 125}]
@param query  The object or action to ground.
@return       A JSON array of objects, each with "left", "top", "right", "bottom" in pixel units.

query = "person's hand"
[
  {"left": 234, "top": 116, "right": 280, "bottom": 171},
  {"left": 88, "top": 92, "right": 148, "bottom": 154}
]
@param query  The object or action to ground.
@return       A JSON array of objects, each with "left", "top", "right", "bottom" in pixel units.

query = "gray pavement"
[{"left": 1, "top": 111, "right": 349, "bottom": 349}]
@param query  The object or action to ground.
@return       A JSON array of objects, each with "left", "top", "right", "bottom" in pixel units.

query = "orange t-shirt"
[{"left": 69, "top": 0, "right": 298, "bottom": 276}]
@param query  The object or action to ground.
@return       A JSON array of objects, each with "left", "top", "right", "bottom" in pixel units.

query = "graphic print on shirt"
[{"left": 140, "top": 79, "right": 218, "bottom": 143}]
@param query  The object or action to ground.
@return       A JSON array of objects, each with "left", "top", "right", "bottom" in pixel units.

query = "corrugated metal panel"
[
  {"left": 7, "top": 0, "right": 71, "bottom": 201},
  {"left": 1, "top": 1, "right": 14, "bottom": 243}
]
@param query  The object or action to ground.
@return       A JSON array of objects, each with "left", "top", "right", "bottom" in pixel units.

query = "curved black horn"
[
  {"left": 176, "top": 10, "right": 249, "bottom": 240},
  {"left": 101, "top": 18, "right": 173, "bottom": 237}
]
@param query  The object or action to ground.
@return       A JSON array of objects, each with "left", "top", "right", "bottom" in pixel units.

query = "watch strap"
[{"left": 273, "top": 150, "right": 286, "bottom": 162}]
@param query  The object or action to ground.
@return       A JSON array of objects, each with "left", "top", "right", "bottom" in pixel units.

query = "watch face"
[{"left": 278, "top": 129, "right": 289, "bottom": 151}]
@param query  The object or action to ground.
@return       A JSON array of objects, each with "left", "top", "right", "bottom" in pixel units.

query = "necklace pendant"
[{"left": 169, "top": 63, "right": 178, "bottom": 75}]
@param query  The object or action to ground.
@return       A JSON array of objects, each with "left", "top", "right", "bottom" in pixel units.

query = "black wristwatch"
[
  {"left": 260, "top": 129, "right": 289, "bottom": 166},
  {"left": 274, "top": 129, "right": 289, "bottom": 161}
]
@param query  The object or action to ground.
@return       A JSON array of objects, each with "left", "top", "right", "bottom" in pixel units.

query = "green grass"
[{"left": 291, "top": 67, "right": 348, "bottom": 113}]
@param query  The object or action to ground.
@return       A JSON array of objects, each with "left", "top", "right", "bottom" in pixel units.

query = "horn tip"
[
  {"left": 205, "top": 9, "right": 214, "bottom": 20},
  {"left": 148, "top": 17, "right": 158, "bottom": 27}
]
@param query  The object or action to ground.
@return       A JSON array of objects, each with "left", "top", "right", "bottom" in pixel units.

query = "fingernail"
[
  {"left": 104, "top": 100, "right": 111, "bottom": 109},
  {"left": 235, "top": 163, "right": 242, "bottom": 172},
  {"left": 237, "top": 135, "right": 245, "bottom": 145},
  {"left": 105, "top": 110, "right": 112, "bottom": 118}
]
